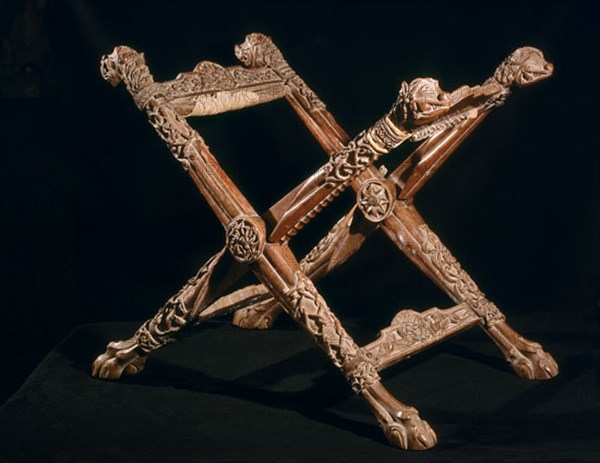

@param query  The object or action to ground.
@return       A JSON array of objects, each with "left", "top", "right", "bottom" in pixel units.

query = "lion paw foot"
[
  {"left": 91, "top": 338, "right": 147, "bottom": 380},
  {"left": 493, "top": 322, "right": 559, "bottom": 380},
  {"left": 508, "top": 345, "right": 559, "bottom": 380},
  {"left": 232, "top": 301, "right": 280, "bottom": 330},
  {"left": 380, "top": 407, "right": 437, "bottom": 450},
  {"left": 364, "top": 383, "right": 437, "bottom": 450}
]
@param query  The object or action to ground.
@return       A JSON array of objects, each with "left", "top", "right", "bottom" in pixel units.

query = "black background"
[{"left": 0, "top": 0, "right": 597, "bottom": 441}]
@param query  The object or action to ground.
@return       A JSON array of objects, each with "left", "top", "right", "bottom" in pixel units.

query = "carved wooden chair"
[{"left": 92, "top": 33, "right": 557, "bottom": 450}]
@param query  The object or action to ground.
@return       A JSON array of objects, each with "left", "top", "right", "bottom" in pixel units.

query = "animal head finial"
[
  {"left": 100, "top": 48, "right": 123, "bottom": 86},
  {"left": 493, "top": 47, "right": 553, "bottom": 88},
  {"left": 235, "top": 33, "right": 275, "bottom": 68},
  {"left": 393, "top": 77, "right": 452, "bottom": 125},
  {"left": 100, "top": 46, "right": 154, "bottom": 94}
]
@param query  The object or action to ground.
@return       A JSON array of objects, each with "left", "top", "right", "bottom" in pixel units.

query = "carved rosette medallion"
[
  {"left": 357, "top": 179, "right": 395, "bottom": 222},
  {"left": 226, "top": 216, "right": 265, "bottom": 263}
]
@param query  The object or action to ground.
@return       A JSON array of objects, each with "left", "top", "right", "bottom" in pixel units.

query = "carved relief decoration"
[
  {"left": 100, "top": 46, "right": 154, "bottom": 95},
  {"left": 481, "top": 47, "right": 554, "bottom": 111},
  {"left": 300, "top": 215, "right": 349, "bottom": 274},
  {"left": 235, "top": 33, "right": 326, "bottom": 111},
  {"left": 417, "top": 224, "right": 505, "bottom": 326},
  {"left": 226, "top": 216, "right": 265, "bottom": 263},
  {"left": 394, "top": 78, "right": 452, "bottom": 124},
  {"left": 145, "top": 96, "right": 199, "bottom": 170},
  {"left": 357, "top": 179, "right": 395, "bottom": 222},
  {"left": 409, "top": 110, "right": 472, "bottom": 141},
  {"left": 492, "top": 46, "right": 553, "bottom": 88},
  {"left": 145, "top": 64, "right": 282, "bottom": 108},
  {"left": 302, "top": 216, "right": 344, "bottom": 266},
  {"left": 347, "top": 359, "right": 381, "bottom": 394},
  {"left": 363, "top": 305, "right": 477, "bottom": 368},
  {"left": 324, "top": 134, "right": 385, "bottom": 186},
  {"left": 284, "top": 272, "right": 380, "bottom": 392},
  {"left": 135, "top": 254, "right": 220, "bottom": 352}
]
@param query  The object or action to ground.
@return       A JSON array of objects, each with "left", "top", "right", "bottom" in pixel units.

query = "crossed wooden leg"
[
  {"left": 92, "top": 248, "right": 245, "bottom": 379},
  {"left": 380, "top": 204, "right": 559, "bottom": 379},
  {"left": 94, "top": 238, "right": 438, "bottom": 450},
  {"left": 228, "top": 34, "right": 558, "bottom": 380},
  {"left": 229, "top": 201, "right": 558, "bottom": 380}
]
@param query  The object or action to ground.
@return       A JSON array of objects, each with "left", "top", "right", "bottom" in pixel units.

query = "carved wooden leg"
[
  {"left": 230, "top": 293, "right": 280, "bottom": 330},
  {"left": 246, "top": 243, "right": 436, "bottom": 450},
  {"left": 383, "top": 202, "right": 558, "bottom": 380},
  {"left": 92, "top": 248, "right": 235, "bottom": 380},
  {"left": 232, "top": 206, "right": 377, "bottom": 329},
  {"left": 363, "top": 382, "right": 437, "bottom": 450}
]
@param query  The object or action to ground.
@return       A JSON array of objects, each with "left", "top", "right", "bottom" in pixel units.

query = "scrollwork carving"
[{"left": 409, "top": 110, "right": 472, "bottom": 142}]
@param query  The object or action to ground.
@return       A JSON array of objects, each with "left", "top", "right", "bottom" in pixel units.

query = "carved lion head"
[
  {"left": 235, "top": 33, "right": 274, "bottom": 68},
  {"left": 493, "top": 47, "right": 553, "bottom": 87},
  {"left": 394, "top": 77, "right": 452, "bottom": 124}
]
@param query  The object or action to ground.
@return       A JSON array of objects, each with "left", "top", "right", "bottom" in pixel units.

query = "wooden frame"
[{"left": 92, "top": 34, "right": 557, "bottom": 450}]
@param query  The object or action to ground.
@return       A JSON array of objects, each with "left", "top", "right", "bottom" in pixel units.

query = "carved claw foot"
[
  {"left": 363, "top": 383, "right": 437, "bottom": 450},
  {"left": 91, "top": 338, "right": 147, "bottom": 380},
  {"left": 489, "top": 322, "right": 559, "bottom": 380},
  {"left": 232, "top": 300, "right": 280, "bottom": 330}
]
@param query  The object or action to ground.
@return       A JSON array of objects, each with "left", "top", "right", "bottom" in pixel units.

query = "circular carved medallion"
[
  {"left": 226, "top": 216, "right": 265, "bottom": 263},
  {"left": 357, "top": 179, "right": 394, "bottom": 222}
]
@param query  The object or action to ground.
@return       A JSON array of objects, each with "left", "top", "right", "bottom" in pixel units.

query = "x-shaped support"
[
  {"left": 92, "top": 34, "right": 557, "bottom": 450},
  {"left": 226, "top": 35, "right": 559, "bottom": 380}
]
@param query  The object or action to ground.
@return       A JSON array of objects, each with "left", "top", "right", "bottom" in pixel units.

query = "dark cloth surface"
[{"left": 0, "top": 316, "right": 597, "bottom": 463}]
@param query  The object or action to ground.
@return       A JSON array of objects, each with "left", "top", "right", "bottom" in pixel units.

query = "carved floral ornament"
[{"left": 357, "top": 179, "right": 395, "bottom": 222}]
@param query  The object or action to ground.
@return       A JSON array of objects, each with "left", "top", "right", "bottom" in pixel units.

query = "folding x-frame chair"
[{"left": 92, "top": 33, "right": 557, "bottom": 450}]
